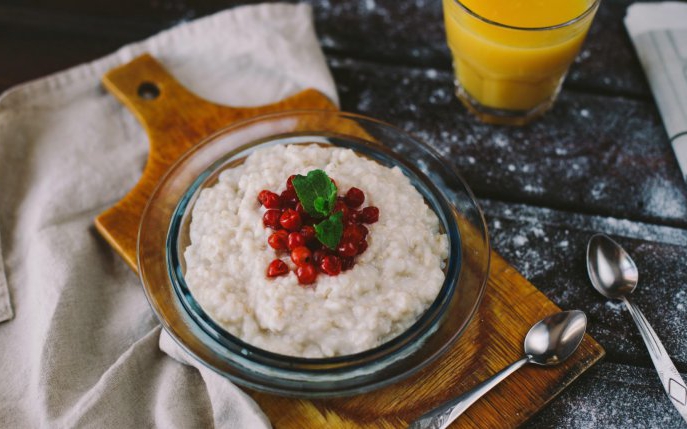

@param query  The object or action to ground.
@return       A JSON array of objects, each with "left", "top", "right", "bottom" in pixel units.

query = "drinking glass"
[{"left": 442, "top": 0, "right": 600, "bottom": 125}]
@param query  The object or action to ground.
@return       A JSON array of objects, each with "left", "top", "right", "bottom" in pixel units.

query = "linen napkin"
[
  {"left": 625, "top": 2, "right": 687, "bottom": 182},
  {"left": 0, "top": 3, "right": 337, "bottom": 427}
]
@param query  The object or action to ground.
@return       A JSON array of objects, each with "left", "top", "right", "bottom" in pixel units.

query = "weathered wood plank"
[
  {"left": 329, "top": 57, "right": 687, "bottom": 228},
  {"left": 481, "top": 198, "right": 687, "bottom": 369},
  {"left": 529, "top": 362, "right": 687, "bottom": 428},
  {"left": 0, "top": 0, "right": 652, "bottom": 96}
]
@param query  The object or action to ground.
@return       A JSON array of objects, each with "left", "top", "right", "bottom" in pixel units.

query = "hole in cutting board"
[{"left": 137, "top": 82, "right": 160, "bottom": 100}]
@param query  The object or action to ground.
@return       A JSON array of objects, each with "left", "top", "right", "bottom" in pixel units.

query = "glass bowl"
[{"left": 137, "top": 111, "right": 490, "bottom": 397}]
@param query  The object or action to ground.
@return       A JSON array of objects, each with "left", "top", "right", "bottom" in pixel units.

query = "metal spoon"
[
  {"left": 587, "top": 233, "right": 687, "bottom": 423},
  {"left": 408, "top": 310, "right": 587, "bottom": 429}
]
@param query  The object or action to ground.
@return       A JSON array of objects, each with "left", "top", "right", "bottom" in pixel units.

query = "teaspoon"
[
  {"left": 587, "top": 233, "right": 687, "bottom": 423},
  {"left": 408, "top": 310, "right": 587, "bottom": 429}
]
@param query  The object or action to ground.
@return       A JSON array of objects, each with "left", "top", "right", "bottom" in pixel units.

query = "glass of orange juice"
[{"left": 442, "top": 0, "right": 600, "bottom": 125}]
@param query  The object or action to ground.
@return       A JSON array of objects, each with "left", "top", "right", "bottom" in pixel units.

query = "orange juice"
[{"left": 442, "top": 0, "right": 599, "bottom": 124}]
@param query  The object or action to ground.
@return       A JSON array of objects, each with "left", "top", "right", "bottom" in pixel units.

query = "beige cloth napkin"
[{"left": 0, "top": 3, "right": 337, "bottom": 427}]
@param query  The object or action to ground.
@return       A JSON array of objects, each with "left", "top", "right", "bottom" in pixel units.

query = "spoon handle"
[
  {"left": 623, "top": 297, "right": 687, "bottom": 423},
  {"left": 407, "top": 357, "right": 529, "bottom": 429}
]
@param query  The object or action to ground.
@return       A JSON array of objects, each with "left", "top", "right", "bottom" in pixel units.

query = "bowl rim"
[
  {"left": 137, "top": 110, "right": 491, "bottom": 395},
  {"left": 166, "top": 138, "right": 462, "bottom": 368}
]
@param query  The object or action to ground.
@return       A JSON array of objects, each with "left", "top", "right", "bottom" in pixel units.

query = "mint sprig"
[
  {"left": 291, "top": 169, "right": 344, "bottom": 249},
  {"left": 314, "top": 212, "right": 343, "bottom": 249},
  {"left": 291, "top": 169, "right": 338, "bottom": 218}
]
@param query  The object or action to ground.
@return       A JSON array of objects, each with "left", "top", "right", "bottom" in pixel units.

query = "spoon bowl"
[
  {"left": 586, "top": 233, "right": 639, "bottom": 299},
  {"left": 525, "top": 310, "right": 587, "bottom": 366}
]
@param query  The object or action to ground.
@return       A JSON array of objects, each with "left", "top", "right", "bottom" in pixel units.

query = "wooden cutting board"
[{"left": 97, "top": 54, "right": 605, "bottom": 428}]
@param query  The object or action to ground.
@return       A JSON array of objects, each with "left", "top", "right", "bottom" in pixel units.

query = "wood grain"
[
  {"left": 97, "top": 54, "right": 604, "bottom": 428},
  {"left": 94, "top": 54, "right": 337, "bottom": 270}
]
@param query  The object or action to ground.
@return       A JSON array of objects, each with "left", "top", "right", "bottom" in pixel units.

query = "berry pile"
[{"left": 259, "top": 174, "right": 379, "bottom": 285}]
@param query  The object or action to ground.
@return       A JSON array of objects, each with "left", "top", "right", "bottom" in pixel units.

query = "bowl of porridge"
[{"left": 138, "top": 111, "right": 490, "bottom": 397}]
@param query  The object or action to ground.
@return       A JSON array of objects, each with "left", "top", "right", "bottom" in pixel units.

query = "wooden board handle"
[{"left": 95, "top": 54, "right": 337, "bottom": 271}]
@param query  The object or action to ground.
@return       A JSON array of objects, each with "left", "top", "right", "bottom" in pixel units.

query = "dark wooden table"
[{"left": 3, "top": 0, "right": 686, "bottom": 426}]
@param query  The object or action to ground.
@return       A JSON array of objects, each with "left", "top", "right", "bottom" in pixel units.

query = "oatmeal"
[{"left": 183, "top": 144, "right": 449, "bottom": 358}]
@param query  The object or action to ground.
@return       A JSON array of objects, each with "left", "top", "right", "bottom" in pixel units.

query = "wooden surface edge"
[{"left": 514, "top": 333, "right": 606, "bottom": 428}]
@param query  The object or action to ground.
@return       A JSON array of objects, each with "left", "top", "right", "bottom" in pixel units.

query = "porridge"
[{"left": 183, "top": 144, "right": 449, "bottom": 358}]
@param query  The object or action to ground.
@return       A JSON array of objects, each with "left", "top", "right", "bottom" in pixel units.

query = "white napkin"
[
  {"left": 625, "top": 2, "right": 687, "bottom": 181},
  {"left": 0, "top": 3, "right": 337, "bottom": 427}
]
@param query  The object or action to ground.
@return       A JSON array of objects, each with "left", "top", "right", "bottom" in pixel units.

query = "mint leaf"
[
  {"left": 314, "top": 212, "right": 343, "bottom": 249},
  {"left": 291, "top": 169, "right": 338, "bottom": 218}
]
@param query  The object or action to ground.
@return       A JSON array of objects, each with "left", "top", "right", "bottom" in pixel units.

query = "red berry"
[
  {"left": 357, "top": 239, "right": 368, "bottom": 254},
  {"left": 268, "top": 230, "right": 289, "bottom": 250},
  {"left": 343, "top": 225, "right": 364, "bottom": 244},
  {"left": 361, "top": 206, "right": 379, "bottom": 224},
  {"left": 280, "top": 189, "right": 298, "bottom": 209},
  {"left": 257, "top": 190, "right": 271, "bottom": 205},
  {"left": 358, "top": 224, "right": 369, "bottom": 238},
  {"left": 333, "top": 201, "right": 349, "bottom": 221},
  {"left": 288, "top": 232, "right": 306, "bottom": 250},
  {"left": 291, "top": 246, "right": 312, "bottom": 266},
  {"left": 336, "top": 238, "right": 358, "bottom": 257},
  {"left": 349, "top": 209, "right": 363, "bottom": 224},
  {"left": 312, "top": 249, "right": 328, "bottom": 265},
  {"left": 279, "top": 209, "right": 302, "bottom": 231},
  {"left": 261, "top": 191, "right": 281, "bottom": 209},
  {"left": 300, "top": 226, "right": 316, "bottom": 243},
  {"left": 320, "top": 255, "right": 342, "bottom": 276},
  {"left": 296, "top": 263, "right": 317, "bottom": 285},
  {"left": 286, "top": 175, "right": 297, "bottom": 191},
  {"left": 344, "top": 187, "right": 365, "bottom": 208},
  {"left": 263, "top": 209, "right": 282, "bottom": 229},
  {"left": 341, "top": 256, "right": 355, "bottom": 271},
  {"left": 266, "top": 259, "right": 288, "bottom": 277}
]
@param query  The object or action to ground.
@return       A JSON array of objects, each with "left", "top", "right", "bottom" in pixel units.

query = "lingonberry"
[
  {"left": 300, "top": 226, "right": 316, "bottom": 243},
  {"left": 344, "top": 187, "right": 365, "bottom": 208},
  {"left": 332, "top": 200, "right": 349, "bottom": 221},
  {"left": 312, "top": 249, "right": 328, "bottom": 265},
  {"left": 343, "top": 225, "right": 364, "bottom": 244},
  {"left": 257, "top": 190, "right": 271, "bottom": 205},
  {"left": 349, "top": 209, "right": 363, "bottom": 224},
  {"left": 287, "top": 232, "right": 306, "bottom": 250},
  {"left": 336, "top": 238, "right": 358, "bottom": 257},
  {"left": 296, "top": 263, "right": 317, "bottom": 285},
  {"left": 261, "top": 191, "right": 281, "bottom": 209},
  {"left": 361, "top": 206, "right": 379, "bottom": 224},
  {"left": 267, "top": 230, "right": 289, "bottom": 250},
  {"left": 320, "top": 255, "right": 342, "bottom": 276},
  {"left": 263, "top": 209, "right": 282, "bottom": 229},
  {"left": 291, "top": 246, "right": 312, "bottom": 266},
  {"left": 280, "top": 189, "right": 298, "bottom": 209},
  {"left": 279, "top": 209, "right": 302, "bottom": 231},
  {"left": 266, "top": 259, "right": 288, "bottom": 277}
]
